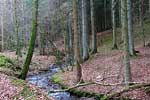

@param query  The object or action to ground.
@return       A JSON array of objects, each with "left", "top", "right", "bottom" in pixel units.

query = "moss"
[
  {"left": 144, "top": 86, "right": 150, "bottom": 94},
  {"left": 51, "top": 73, "right": 104, "bottom": 99},
  {"left": 0, "top": 55, "right": 14, "bottom": 68},
  {"left": 11, "top": 79, "right": 26, "bottom": 87},
  {"left": 51, "top": 74, "right": 63, "bottom": 83}
]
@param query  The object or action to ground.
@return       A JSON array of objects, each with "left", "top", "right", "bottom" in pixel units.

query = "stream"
[{"left": 26, "top": 64, "right": 95, "bottom": 100}]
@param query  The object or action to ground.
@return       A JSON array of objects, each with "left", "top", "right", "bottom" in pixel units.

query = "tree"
[
  {"left": 82, "top": 0, "right": 89, "bottom": 61},
  {"left": 127, "top": 0, "right": 136, "bottom": 56},
  {"left": 90, "top": 0, "right": 97, "bottom": 54},
  {"left": 121, "top": 0, "right": 132, "bottom": 86},
  {"left": 73, "top": 0, "right": 82, "bottom": 83},
  {"left": 19, "top": 0, "right": 39, "bottom": 80},
  {"left": 14, "top": 0, "right": 21, "bottom": 58},
  {"left": 139, "top": 0, "right": 145, "bottom": 47},
  {"left": 112, "top": 0, "right": 118, "bottom": 49},
  {"left": 0, "top": 0, "right": 4, "bottom": 52},
  {"left": 149, "top": 0, "right": 150, "bottom": 17}
]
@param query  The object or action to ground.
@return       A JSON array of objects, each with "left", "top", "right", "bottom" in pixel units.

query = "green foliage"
[
  {"left": 0, "top": 55, "right": 15, "bottom": 69},
  {"left": 51, "top": 74, "right": 63, "bottom": 84}
]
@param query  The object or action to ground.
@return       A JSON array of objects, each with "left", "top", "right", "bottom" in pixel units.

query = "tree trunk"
[
  {"left": 121, "top": 0, "right": 124, "bottom": 42},
  {"left": 68, "top": 13, "right": 74, "bottom": 66},
  {"left": 104, "top": 0, "right": 107, "bottom": 29},
  {"left": 139, "top": 0, "right": 145, "bottom": 47},
  {"left": 1, "top": 1, "right": 4, "bottom": 52},
  {"left": 82, "top": 0, "right": 89, "bottom": 61},
  {"left": 119, "top": 0, "right": 122, "bottom": 27},
  {"left": 122, "top": 0, "right": 132, "bottom": 86},
  {"left": 90, "top": 0, "right": 97, "bottom": 54},
  {"left": 73, "top": 0, "right": 82, "bottom": 83},
  {"left": 19, "top": 0, "right": 39, "bottom": 80},
  {"left": 127, "top": 0, "right": 136, "bottom": 56},
  {"left": 149, "top": 0, "right": 150, "bottom": 17},
  {"left": 112, "top": 0, "right": 118, "bottom": 49},
  {"left": 14, "top": 0, "right": 21, "bottom": 58}
]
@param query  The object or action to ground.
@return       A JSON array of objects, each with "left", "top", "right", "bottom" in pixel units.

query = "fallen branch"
[
  {"left": 49, "top": 82, "right": 94, "bottom": 93},
  {"left": 102, "top": 83, "right": 150, "bottom": 100},
  {"left": 49, "top": 81, "right": 149, "bottom": 93}
]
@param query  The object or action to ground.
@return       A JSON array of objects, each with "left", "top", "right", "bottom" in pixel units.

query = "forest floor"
[
  {"left": 0, "top": 21, "right": 150, "bottom": 100},
  {"left": 0, "top": 53, "right": 56, "bottom": 100},
  {"left": 57, "top": 46, "right": 150, "bottom": 100},
  {"left": 0, "top": 73, "right": 55, "bottom": 100}
]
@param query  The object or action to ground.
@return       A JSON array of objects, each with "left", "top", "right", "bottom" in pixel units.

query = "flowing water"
[{"left": 26, "top": 64, "right": 95, "bottom": 100}]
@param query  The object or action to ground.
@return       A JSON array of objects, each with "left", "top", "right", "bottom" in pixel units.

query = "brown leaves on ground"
[
  {"left": 0, "top": 73, "right": 54, "bottom": 100},
  {"left": 0, "top": 74, "right": 21, "bottom": 100},
  {"left": 60, "top": 47, "right": 150, "bottom": 100}
]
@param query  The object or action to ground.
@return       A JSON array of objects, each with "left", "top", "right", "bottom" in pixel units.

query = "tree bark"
[
  {"left": 127, "top": 0, "right": 136, "bottom": 56},
  {"left": 19, "top": 0, "right": 39, "bottom": 80},
  {"left": 73, "top": 0, "right": 82, "bottom": 83},
  {"left": 90, "top": 0, "right": 97, "bottom": 54},
  {"left": 112, "top": 0, "right": 118, "bottom": 49},
  {"left": 14, "top": 0, "right": 21, "bottom": 58},
  {"left": 82, "top": 0, "right": 89, "bottom": 61},
  {"left": 139, "top": 0, "right": 145, "bottom": 47},
  {"left": 122, "top": 0, "right": 132, "bottom": 86},
  {"left": 1, "top": 0, "right": 4, "bottom": 52}
]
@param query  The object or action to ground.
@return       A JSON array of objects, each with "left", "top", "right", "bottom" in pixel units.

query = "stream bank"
[{"left": 26, "top": 64, "right": 96, "bottom": 100}]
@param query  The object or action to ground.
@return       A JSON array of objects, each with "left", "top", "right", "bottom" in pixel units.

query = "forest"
[{"left": 0, "top": 0, "right": 150, "bottom": 100}]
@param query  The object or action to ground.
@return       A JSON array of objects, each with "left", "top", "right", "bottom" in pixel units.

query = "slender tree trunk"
[
  {"left": 119, "top": 0, "right": 122, "bottom": 27},
  {"left": 127, "top": 0, "right": 136, "bottom": 56},
  {"left": 19, "top": 0, "right": 39, "bottom": 80},
  {"left": 139, "top": 0, "right": 145, "bottom": 47},
  {"left": 14, "top": 0, "right": 21, "bottom": 58},
  {"left": 122, "top": 0, "right": 132, "bottom": 86},
  {"left": 149, "top": 0, "right": 150, "bottom": 17},
  {"left": 1, "top": 1, "right": 4, "bottom": 52},
  {"left": 121, "top": 0, "right": 124, "bottom": 42},
  {"left": 104, "top": 0, "right": 107, "bottom": 29},
  {"left": 68, "top": 14, "right": 74, "bottom": 66},
  {"left": 82, "top": 0, "right": 89, "bottom": 61},
  {"left": 73, "top": 0, "right": 82, "bottom": 83},
  {"left": 112, "top": 0, "right": 118, "bottom": 49},
  {"left": 90, "top": 0, "right": 97, "bottom": 54}
]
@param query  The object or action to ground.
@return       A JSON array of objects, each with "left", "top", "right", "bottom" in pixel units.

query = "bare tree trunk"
[
  {"left": 73, "top": 0, "right": 82, "bottom": 83},
  {"left": 112, "top": 0, "right": 118, "bottom": 49},
  {"left": 68, "top": 13, "right": 74, "bottom": 66},
  {"left": 1, "top": 0, "right": 4, "bottom": 52},
  {"left": 121, "top": 0, "right": 124, "bottom": 42},
  {"left": 149, "top": 0, "right": 150, "bottom": 17},
  {"left": 104, "top": 0, "right": 107, "bottom": 29},
  {"left": 122, "top": 0, "right": 132, "bottom": 86},
  {"left": 127, "top": 0, "right": 136, "bottom": 56},
  {"left": 139, "top": 0, "right": 145, "bottom": 47},
  {"left": 14, "top": 0, "right": 21, "bottom": 58},
  {"left": 82, "top": 0, "right": 89, "bottom": 61},
  {"left": 90, "top": 0, "right": 97, "bottom": 54}
]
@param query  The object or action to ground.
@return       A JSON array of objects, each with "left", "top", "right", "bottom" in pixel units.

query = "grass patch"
[{"left": 11, "top": 78, "right": 26, "bottom": 87}]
